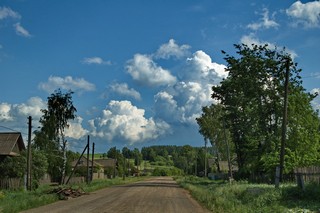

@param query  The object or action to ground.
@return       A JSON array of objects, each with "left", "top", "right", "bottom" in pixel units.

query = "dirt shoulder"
[{"left": 22, "top": 177, "right": 210, "bottom": 213}]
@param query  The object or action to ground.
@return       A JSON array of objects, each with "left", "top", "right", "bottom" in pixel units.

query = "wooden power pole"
[
  {"left": 279, "top": 58, "right": 290, "bottom": 184},
  {"left": 91, "top": 142, "right": 95, "bottom": 182},
  {"left": 26, "top": 116, "right": 32, "bottom": 191},
  {"left": 87, "top": 135, "right": 90, "bottom": 184}
]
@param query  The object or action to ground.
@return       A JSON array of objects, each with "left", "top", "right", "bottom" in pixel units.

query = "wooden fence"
[
  {"left": 294, "top": 166, "right": 320, "bottom": 184},
  {"left": 0, "top": 178, "right": 23, "bottom": 190},
  {"left": 294, "top": 166, "right": 320, "bottom": 190}
]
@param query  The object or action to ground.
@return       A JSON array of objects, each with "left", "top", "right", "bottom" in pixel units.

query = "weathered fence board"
[
  {"left": 294, "top": 166, "right": 320, "bottom": 184},
  {"left": 0, "top": 178, "right": 22, "bottom": 190},
  {"left": 294, "top": 166, "right": 320, "bottom": 187},
  {"left": 67, "top": 176, "right": 85, "bottom": 184}
]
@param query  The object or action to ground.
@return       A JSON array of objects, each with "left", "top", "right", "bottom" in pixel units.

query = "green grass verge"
[
  {"left": 176, "top": 176, "right": 320, "bottom": 213},
  {"left": 0, "top": 176, "right": 147, "bottom": 213}
]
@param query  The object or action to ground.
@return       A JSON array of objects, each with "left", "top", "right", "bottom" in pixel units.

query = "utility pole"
[
  {"left": 223, "top": 117, "right": 233, "bottom": 181},
  {"left": 86, "top": 135, "right": 90, "bottom": 184},
  {"left": 26, "top": 116, "right": 32, "bottom": 191},
  {"left": 65, "top": 143, "right": 88, "bottom": 185},
  {"left": 91, "top": 142, "right": 95, "bottom": 182},
  {"left": 279, "top": 58, "right": 290, "bottom": 185},
  {"left": 204, "top": 138, "right": 207, "bottom": 177}
]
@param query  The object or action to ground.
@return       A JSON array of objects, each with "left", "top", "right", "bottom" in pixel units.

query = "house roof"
[
  {"left": 95, "top": 159, "right": 116, "bottom": 168},
  {"left": 71, "top": 156, "right": 103, "bottom": 168},
  {"left": 0, "top": 132, "right": 26, "bottom": 156},
  {"left": 208, "top": 158, "right": 239, "bottom": 171}
]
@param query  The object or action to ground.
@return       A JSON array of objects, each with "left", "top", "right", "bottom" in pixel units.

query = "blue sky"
[{"left": 1, "top": 0, "right": 319, "bottom": 153}]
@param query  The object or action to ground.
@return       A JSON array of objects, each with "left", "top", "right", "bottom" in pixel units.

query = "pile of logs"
[{"left": 50, "top": 187, "right": 88, "bottom": 200}]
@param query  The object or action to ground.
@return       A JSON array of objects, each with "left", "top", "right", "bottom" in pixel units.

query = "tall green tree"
[
  {"left": 107, "top": 146, "right": 125, "bottom": 176},
  {"left": 196, "top": 104, "right": 232, "bottom": 172},
  {"left": 34, "top": 89, "right": 77, "bottom": 183},
  {"left": 133, "top": 148, "right": 142, "bottom": 170},
  {"left": 212, "top": 44, "right": 320, "bottom": 178},
  {"left": 122, "top": 147, "right": 133, "bottom": 159}
]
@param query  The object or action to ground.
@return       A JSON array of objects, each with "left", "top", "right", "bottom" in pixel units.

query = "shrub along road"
[{"left": 22, "top": 177, "right": 210, "bottom": 213}]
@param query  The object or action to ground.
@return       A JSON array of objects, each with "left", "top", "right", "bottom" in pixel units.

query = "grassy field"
[
  {"left": 0, "top": 176, "right": 147, "bottom": 213},
  {"left": 176, "top": 176, "right": 320, "bottom": 213}
]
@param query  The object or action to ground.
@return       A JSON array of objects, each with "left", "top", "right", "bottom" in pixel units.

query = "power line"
[{"left": 0, "top": 125, "right": 29, "bottom": 136}]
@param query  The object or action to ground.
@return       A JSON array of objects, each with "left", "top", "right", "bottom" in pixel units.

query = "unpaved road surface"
[{"left": 22, "top": 177, "right": 210, "bottom": 213}]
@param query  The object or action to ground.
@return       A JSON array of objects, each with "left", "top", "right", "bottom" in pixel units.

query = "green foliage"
[
  {"left": 211, "top": 43, "right": 320, "bottom": 178},
  {"left": 133, "top": 148, "right": 142, "bottom": 167},
  {"left": 0, "top": 150, "right": 48, "bottom": 188},
  {"left": 30, "top": 150, "right": 48, "bottom": 188},
  {"left": 106, "top": 146, "right": 127, "bottom": 176},
  {"left": 196, "top": 104, "right": 234, "bottom": 173},
  {"left": 34, "top": 89, "right": 77, "bottom": 184},
  {"left": 0, "top": 153, "right": 26, "bottom": 178},
  {"left": 152, "top": 167, "right": 183, "bottom": 176},
  {"left": 122, "top": 147, "right": 133, "bottom": 158},
  {"left": 0, "top": 185, "right": 59, "bottom": 213},
  {"left": 177, "top": 176, "right": 320, "bottom": 212},
  {"left": 140, "top": 145, "right": 209, "bottom": 176}
]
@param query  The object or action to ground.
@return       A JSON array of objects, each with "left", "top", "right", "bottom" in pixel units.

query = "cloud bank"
[
  {"left": 38, "top": 76, "right": 96, "bottom": 94},
  {"left": 286, "top": 1, "right": 320, "bottom": 28},
  {"left": 126, "top": 54, "right": 177, "bottom": 87},
  {"left": 89, "top": 100, "right": 170, "bottom": 144}
]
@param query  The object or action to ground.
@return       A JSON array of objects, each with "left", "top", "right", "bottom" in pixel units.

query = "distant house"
[
  {"left": 208, "top": 158, "right": 238, "bottom": 172},
  {"left": 0, "top": 132, "right": 26, "bottom": 162},
  {"left": 95, "top": 158, "right": 116, "bottom": 169},
  {"left": 95, "top": 159, "right": 117, "bottom": 178},
  {"left": 71, "top": 156, "right": 104, "bottom": 179}
]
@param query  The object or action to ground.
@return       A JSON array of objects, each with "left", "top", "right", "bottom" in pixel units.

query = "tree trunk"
[{"left": 60, "top": 133, "right": 67, "bottom": 185}]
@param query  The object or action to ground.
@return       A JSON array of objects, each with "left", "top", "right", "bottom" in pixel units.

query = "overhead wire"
[{"left": 0, "top": 125, "right": 29, "bottom": 136}]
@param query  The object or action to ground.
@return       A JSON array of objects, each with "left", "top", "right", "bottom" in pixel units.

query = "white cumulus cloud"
[
  {"left": 186, "top": 50, "right": 228, "bottom": 80},
  {"left": 65, "top": 116, "right": 88, "bottom": 139},
  {"left": 154, "top": 81, "right": 214, "bottom": 125},
  {"left": 89, "top": 100, "right": 170, "bottom": 145},
  {"left": 38, "top": 76, "right": 96, "bottom": 94},
  {"left": 286, "top": 1, "right": 320, "bottom": 28},
  {"left": 152, "top": 49, "right": 225, "bottom": 126},
  {"left": 109, "top": 82, "right": 141, "bottom": 100},
  {"left": 126, "top": 54, "right": 177, "bottom": 87},
  {"left": 0, "top": 97, "right": 46, "bottom": 133},
  {"left": 0, "top": 103, "right": 13, "bottom": 121},
  {"left": 155, "top": 39, "right": 191, "bottom": 59}
]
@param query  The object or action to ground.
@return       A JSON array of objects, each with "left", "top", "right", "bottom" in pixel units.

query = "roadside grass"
[
  {"left": 0, "top": 176, "right": 147, "bottom": 213},
  {"left": 176, "top": 176, "right": 320, "bottom": 213},
  {"left": 0, "top": 184, "right": 58, "bottom": 213}
]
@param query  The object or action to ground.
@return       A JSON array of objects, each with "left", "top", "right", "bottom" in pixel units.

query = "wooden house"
[
  {"left": 71, "top": 156, "right": 104, "bottom": 179},
  {"left": 0, "top": 132, "right": 26, "bottom": 162}
]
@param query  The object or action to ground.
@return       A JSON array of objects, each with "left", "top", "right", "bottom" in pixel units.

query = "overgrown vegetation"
[
  {"left": 197, "top": 43, "right": 320, "bottom": 180},
  {"left": 177, "top": 176, "right": 320, "bottom": 213},
  {"left": 33, "top": 89, "right": 77, "bottom": 184}
]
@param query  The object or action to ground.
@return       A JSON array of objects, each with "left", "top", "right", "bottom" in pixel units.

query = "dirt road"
[{"left": 22, "top": 177, "right": 210, "bottom": 213}]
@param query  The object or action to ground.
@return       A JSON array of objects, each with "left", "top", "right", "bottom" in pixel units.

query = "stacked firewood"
[{"left": 50, "top": 187, "right": 88, "bottom": 200}]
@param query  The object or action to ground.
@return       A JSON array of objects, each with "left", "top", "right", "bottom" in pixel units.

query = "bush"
[
  {"left": 152, "top": 167, "right": 183, "bottom": 176},
  {"left": 176, "top": 177, "right": 320, "bottom": 213}
]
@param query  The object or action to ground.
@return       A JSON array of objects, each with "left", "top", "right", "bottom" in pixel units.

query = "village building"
[{"left": 0, "top": 132, "right": 26, "bottom": 163}]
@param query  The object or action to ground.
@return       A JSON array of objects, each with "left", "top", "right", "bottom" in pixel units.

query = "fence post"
[
  {"left": 275, "top": 166, "right": 280, "bottom": 188},
  {"left": 296, "top": 173, "right": 305, "bottom": 191}
]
